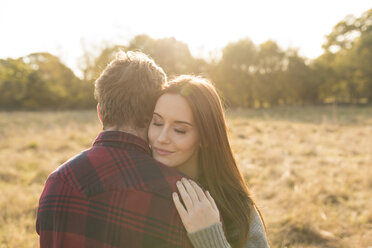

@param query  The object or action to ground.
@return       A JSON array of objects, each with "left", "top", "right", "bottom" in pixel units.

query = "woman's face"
[{"left": 148, "top": 93, "right": 200, "bottom": 177}]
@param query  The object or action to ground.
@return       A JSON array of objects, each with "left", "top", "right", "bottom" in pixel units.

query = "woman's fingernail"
[{"left": 172, "top": 192, "right": 178, "bottom": 198}]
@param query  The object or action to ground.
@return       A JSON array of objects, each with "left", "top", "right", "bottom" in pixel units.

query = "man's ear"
[{"left": 97, "top": 104, "right": 103, "bottom": 125}]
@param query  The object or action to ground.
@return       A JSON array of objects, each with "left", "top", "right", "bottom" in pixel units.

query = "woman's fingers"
[
  {"left": 172, "top": 192, "right": 188, "bottom": 220},
  {"left": 206, "top": 191, "right": 218, "bottom": 211},
  {"left": 189, "top": 179, "right": 207, "bottom": 202},
  {"left": 173, "top": 181, "right": 221, "bottom": 233},
  {"left": 181, "top": 178, "right": 199, "bottom": 203},
  {"left": 176, "top": 180, "right": 194, "bottom": 210}
]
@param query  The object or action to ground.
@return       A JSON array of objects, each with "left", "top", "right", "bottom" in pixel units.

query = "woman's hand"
[{"left": 172, "top": 178, "right": 220, "bottom": 233}]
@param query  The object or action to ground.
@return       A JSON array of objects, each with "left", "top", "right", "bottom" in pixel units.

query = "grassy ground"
[{"left": 0, "top": 106, "right": 371, "bottom": 247}]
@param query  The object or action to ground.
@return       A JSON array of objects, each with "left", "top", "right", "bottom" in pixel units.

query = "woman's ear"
[{"left": 97, "top": 104, "right": 103, "bottom": 125}]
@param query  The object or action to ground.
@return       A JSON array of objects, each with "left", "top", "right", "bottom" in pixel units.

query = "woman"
[{"left": 148, "top": 75, "right": 269, "bottom": 248}]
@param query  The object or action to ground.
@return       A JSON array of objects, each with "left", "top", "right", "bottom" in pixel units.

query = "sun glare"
[{"left": 1, "top": 0, "right": 371, "bottom": 73}]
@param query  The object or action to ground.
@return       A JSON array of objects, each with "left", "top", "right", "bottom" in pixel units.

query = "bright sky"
[{"left": 1, "top": 0, "right": 371, "bottom": 76}]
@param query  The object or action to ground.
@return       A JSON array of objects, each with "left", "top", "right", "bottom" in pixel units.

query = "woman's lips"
[{"left": 154, "top": 147, "right": 175, "bottom": 156}]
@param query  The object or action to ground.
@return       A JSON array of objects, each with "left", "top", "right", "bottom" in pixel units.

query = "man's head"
[{"left": 94, "top": 51, "right": 166, "bottom": 134}]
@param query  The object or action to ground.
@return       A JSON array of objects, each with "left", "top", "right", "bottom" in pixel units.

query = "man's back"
[{"left": 36, "top": 131, "right": 192, "bottom": 247}]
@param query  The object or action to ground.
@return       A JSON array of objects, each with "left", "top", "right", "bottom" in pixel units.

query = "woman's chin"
[{"left": 154, "top": 156, "right": 174, "bottom": 168}]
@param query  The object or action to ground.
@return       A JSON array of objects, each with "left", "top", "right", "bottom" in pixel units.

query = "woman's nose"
[{"left": 157, "top": 128, "right": 170, "bottom": 143}]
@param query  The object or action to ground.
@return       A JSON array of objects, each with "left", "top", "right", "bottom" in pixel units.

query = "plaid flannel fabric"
[{"left": 36, "top": 131, "right": 192, "bottom": 248}]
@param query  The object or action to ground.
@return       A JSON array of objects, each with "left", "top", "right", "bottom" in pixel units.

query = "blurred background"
[{"left": 0, "top": 0, "right": 371, "bottom": 247}]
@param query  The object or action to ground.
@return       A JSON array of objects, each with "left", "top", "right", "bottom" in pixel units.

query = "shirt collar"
[{"left": 93, "top": 130, "right": 151, "bottom": 154}]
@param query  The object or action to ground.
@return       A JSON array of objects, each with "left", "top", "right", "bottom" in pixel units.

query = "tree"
[
  {"left": 0, "top": 58, "right": 32, "bottom": 108},
  {"left": 285, "top": 52, "right": 319, "bottom": 104},
  {"left": 255, "top": 40, "right": 286, "bottom": 106},
  {"left": 350, "top": 9, "right": 372, "bottom": 102},
  {"left": 128, "top": 35, "right": 200, "bottom": 76},
  {"left": 212, "top": 38, "right": 258, "bottom": 107},
  {"left": 23, "top": 53, "right": 87, "bottom": 108},
  {"left": 320, "top": 8, "right": 372, "bottom": 103}
]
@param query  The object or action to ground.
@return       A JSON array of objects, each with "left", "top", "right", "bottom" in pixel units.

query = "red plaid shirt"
[{"left": 36, "top": 131, "right": 192, "bottom": 248}]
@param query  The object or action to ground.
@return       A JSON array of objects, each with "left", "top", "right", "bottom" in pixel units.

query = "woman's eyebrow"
[
  {"left": 153, "top": 112, "right": 193, "bottom": 126},
  {"left": 174, "top": 120, "right": 193, "bottom": 127},
  {"left": 153, "top": 112, "right": 163, "bottom": 118}
]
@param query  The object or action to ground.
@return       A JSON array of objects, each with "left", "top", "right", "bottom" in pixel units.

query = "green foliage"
[
  {"left": 286, "top": 52, "right": 320, "bottom": 104},
  {"left": 212, "top": 38, "right": 258, "bottom": 107},
  {"left": 317, "top": 8, "right": 372, "bottom": 104},
  {"left": 212, "top": 39, "right": 312, "bottom": 107},
  {"left": 214, "top": 8, "right": 372, "bottom": 107},
  {"left": 128, "top": 34, "right": 206, "bottom": 75},
  {"left": 0, "top": 53, "right": 95, "bottom": 110}
]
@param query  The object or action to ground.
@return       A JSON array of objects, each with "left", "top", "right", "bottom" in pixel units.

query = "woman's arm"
[{"left": 173, "top": 178, "right": 270, "bottom": 248}]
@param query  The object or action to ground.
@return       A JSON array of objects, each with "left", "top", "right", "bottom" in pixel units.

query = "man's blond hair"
[{"left": 94, "top": 51, "right": 166, "bottom": 129}]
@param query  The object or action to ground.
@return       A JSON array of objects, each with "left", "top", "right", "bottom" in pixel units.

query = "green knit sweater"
[{"left": 187, "top": 206, "right": 269, "bottom": 248}]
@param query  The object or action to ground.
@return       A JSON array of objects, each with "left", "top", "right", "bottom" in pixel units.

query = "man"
[{"left": 36, "top": 51, "right": 192, "bottom": 247}]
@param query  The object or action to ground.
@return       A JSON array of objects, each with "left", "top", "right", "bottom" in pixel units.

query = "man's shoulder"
[
  {"left": 44, "top": 148, "right": 91, "bottom": 194},
  {"left": 49, "top": 145, "right": 183, "bottom": 198}
]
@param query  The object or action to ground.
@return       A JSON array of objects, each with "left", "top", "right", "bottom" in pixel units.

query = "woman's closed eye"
[
  {"left": 174, "top": 128, "right": 186, "bottom": 134},
  {"left": 152, "top": 122, "right": 186, "bottom": 134},
  {"left": 152, "top": 121, "right": 163, "bottom": 127},
  {"left": 174, "top": 124, "right": 189, "bottom": 134}
]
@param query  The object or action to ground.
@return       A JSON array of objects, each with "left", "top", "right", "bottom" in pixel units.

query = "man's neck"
[{"left": 103, "top": 126, "right": 147, "bottom": 142}]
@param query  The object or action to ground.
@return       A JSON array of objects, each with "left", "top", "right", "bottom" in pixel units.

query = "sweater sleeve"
[
  {"left": 187, "top": 222, "right": 231, "bottom": 248},
  {"left": 244, "top": 206, "right": 270, "bottom": 248},
  {"left": 187, "top": 206, "right": 269, "bottom": 248}
]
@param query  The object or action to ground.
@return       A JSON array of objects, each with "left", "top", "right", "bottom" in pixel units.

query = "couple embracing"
[{"left": 36, "top": 51, "right": 269, "bottom": 248}]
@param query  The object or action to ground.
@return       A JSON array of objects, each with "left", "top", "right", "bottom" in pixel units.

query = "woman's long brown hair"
[{"left": 162, "top": 75, "right": 265, "bottom": 247}]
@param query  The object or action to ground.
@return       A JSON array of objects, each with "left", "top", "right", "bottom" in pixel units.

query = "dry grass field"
[{"left": 0, "top": 106, "right": 371, "bottom": 248}]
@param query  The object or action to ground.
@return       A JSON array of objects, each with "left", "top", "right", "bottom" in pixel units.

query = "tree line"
[{"left": 0, "top": 9, "right": 371, "bottom": 110}]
